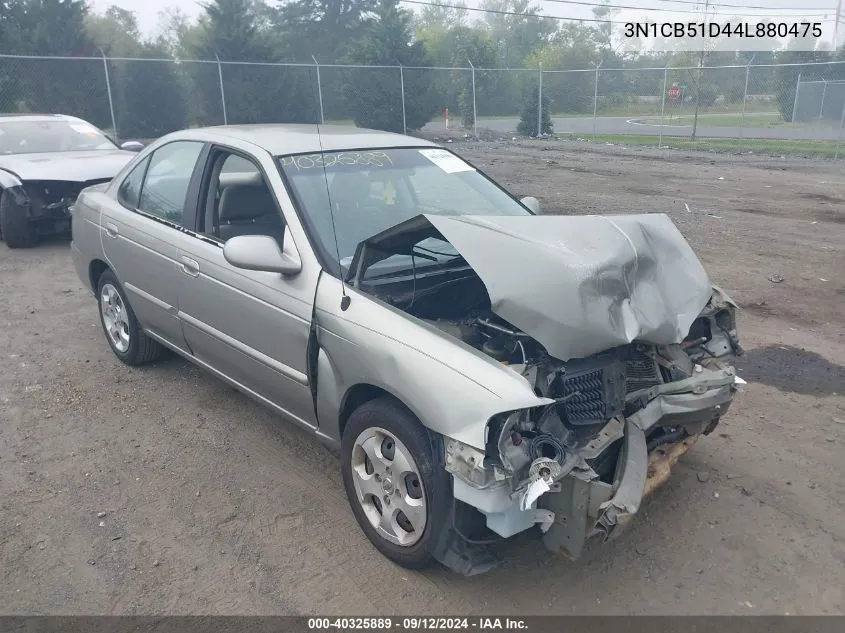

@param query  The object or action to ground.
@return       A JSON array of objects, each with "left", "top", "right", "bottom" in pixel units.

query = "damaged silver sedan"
[{"left": 70, "top": 125, "right": 743, "bottom": 575}]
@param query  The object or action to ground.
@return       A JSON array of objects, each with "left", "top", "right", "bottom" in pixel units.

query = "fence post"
[
  {"left": 740, "top": 55, "right": 754, "bottom": 148},
  {"left": 659, "top": 67, "right": 668, "bottom": 149},
  {"left": 835, "top": 96, "right": 845, "bottom": 159},
  {"left": 99, "top": 48, "right": 118, "bottom": 141},
  {"left": 215, "top": 54, "right": 228, "bottom": 125},
  {"left": 311, "top": 56, "right": 325, "bottom": 124},
  {"left": 399, "top": 65, "right": 407, "bottom": 135},
  {"left": 819, "top": 79, "right": 828, "bottom": 119},
  {"left": 467, "top": 58, "right": 477, "bottom": 138},
  {"left": 791, "top": 72, "right": 801, "bottom": 123},
  {"left": 592, "top": 61, "right": 602, "bottom": 141},
  {"left": 537, "top": 62, "right": 543, "bottom": 137}
]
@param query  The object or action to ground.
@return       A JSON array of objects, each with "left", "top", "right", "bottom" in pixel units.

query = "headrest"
[{"left": 219, "top": 184, "right": 276, "bottom": 222}]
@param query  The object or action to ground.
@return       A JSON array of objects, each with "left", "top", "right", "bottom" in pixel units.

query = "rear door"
[{"left": 100, "top": 140, "right": 206, "bottom": 351}]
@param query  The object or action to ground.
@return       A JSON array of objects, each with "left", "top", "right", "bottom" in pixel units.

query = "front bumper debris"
[{"left": 447, "top": 365, "right": 738, "bottom": 564}]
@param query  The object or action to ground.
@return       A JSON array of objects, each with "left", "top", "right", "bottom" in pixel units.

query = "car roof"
[
  {"left": 0, "top": 113, "right": 88, "bottom": 123},
  {"left": 163, "top": 124, "right": 439, "bottom": 155}
]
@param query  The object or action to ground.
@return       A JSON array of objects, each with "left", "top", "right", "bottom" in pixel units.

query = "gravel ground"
[{"left": 1, "top": 140, "right": 844, "bottom": 615}]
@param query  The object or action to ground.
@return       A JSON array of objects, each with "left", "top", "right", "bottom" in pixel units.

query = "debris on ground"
[
  {"left": 767, "top": 273, "right": 784, "bottom": 283},
  {"left": 697, "top": 472, "right": 710, "bottom": 483}
]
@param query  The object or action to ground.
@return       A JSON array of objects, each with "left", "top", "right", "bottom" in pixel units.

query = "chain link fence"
[{"left": 3, "top": 53, "right": 845, "bottom": 157}]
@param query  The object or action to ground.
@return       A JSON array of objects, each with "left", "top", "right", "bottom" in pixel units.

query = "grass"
[
  {"left": 631, "top": 113, "right": 783, "bottom": 128},
  {"left": 559, "top": 133, "right": 845, "bottom": 158}
]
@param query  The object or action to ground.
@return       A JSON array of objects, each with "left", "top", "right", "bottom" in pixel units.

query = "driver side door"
[{"left": 176, "top": 146, "right": 318, "bottom": 430}]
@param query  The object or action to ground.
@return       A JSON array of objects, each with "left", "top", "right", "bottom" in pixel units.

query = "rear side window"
[
  {"left": 137, "top": 141, "right": 204, "bottom": 223},
  {"left": 117, "top": 156, "right": 150, "bottom": 209}
]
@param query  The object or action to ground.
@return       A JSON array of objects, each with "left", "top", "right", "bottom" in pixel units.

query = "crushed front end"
[
  {"left": 441, "top": 287, "right": 743, "bottom": 565},
  {"left": 348, "top": 212, "right": 745, "bottom": 574},
  {"left": 17, "top": 179, "right": 111, "bottom": 237}
]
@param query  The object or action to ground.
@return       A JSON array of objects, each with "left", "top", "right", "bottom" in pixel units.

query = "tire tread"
[
  {"left": 96, "top": 269, "right": 165, "bottom": 366},
  {"left": 0, "top": 190, "right": 37, "bottom": 249}
]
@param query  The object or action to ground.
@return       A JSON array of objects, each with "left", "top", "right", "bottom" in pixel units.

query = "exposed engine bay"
[
  {"left": 358, "top": 251, "right": 743, "bottom": 572},
  {"left": 368, "top": 264, "right": 741, "bottom": 479},
  {"left": 349, "top": 212, "right": 745, "bottom": 574}
]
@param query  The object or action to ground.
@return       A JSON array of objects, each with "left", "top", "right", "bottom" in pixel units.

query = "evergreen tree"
[
  {"left": 2, "top": 0, "right": 108, "bottom": 125},
  {"left": 517, "top": 85, "right": 551, "bottom": 136},
  {"left": 113, "top": 42, "right": 189, "bottom": 139},
  {"left": 342, "top": 0, "right": 436, "bottom": 132},
  {"left": 272, "top": 0, "right": 377, "bottom": 63},
  {"left": 192, "top": 0, "right": 318, "bottom": 125}
]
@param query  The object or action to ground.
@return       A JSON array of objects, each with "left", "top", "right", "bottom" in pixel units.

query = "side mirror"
[
  {"left": 120, "top": 141, "right": 145, "bottom": 152},
  {"left": 520, "top": 196, "right": 540, "bottom": 214},
  {"left": 223, "top": 228, "right": 302, "bottom": 276}
]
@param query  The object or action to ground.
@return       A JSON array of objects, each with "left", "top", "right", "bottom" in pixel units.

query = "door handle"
[
  {"left": 104, "top": 222, "right": 118, "bottom": 238},
  {"left": 179, "top": 256, "right": 200, "bottom": 277}
]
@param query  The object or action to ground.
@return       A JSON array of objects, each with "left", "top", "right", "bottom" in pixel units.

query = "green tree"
[
  {"left": 272, "top": 0, "right": 377, "bottom": 63},
  {"left": 111, "top": 42, "right": 188, "bottom": 139},
  {"left": 527, "top": 25, "right": 601, "bottom": 115},
  {"left": 775, "top": 44, "right": 832, "bottom": 121},
  {"left": 517, "top": 84, "right": 551, "bottom": 136},
  {"left": 0, "top": 1, "right": 24, "bottom": 111},
  {"left": 2, "top": 0, "right": 108, "bottom": 126},
  {"left": 85, "top": 5, "right": 141, "bottom": 56},
  {"left": 192, "top": 0, "right": 318, "bottom": 125},
  {"left": 450, "top": 27, "right": 498, "bottom": 127},
  {"left": 342, "top": 0, "right": 436, "bottom": 132},
  {"left": 480, "top": 0, "right": 554, "bottom": 68}
]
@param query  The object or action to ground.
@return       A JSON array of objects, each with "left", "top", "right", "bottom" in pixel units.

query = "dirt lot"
[{"left": 1, "top": 140, "right": 844, "bottom": 615}]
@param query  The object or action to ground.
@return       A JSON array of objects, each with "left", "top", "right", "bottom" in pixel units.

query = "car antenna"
[{"left": 313, "top": 87, "right": 351, "bottom": 311}]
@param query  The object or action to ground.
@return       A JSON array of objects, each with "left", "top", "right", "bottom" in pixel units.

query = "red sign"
[{"left": 668, "top": 87, "right": 681, "bottom": 101}]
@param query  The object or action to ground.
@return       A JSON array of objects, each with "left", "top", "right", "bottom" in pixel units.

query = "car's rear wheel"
[
  {"left": 341, "top": 397, "right": 452, "bottom": 569},
  {"left": 97, "top": 269, "right": 164, "bottom": 366},
  {"left": 0, "top": 190, "right": 37, "bottom": 249}
]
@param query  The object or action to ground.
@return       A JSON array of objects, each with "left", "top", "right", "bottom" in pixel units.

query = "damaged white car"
[
  {"left": 70, "top": 125, "right": 743, "bottom": 575},
  {"left": 0, "top": 114, "right": 141, "bottom": 248}
]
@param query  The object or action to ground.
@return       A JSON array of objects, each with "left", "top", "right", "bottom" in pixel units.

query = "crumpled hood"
[
  {"left": 0, "top": 150, "right": 134, "bottom": 182},
  {"left": 351, "top": 213, "right": 713, "bottom": 361}
]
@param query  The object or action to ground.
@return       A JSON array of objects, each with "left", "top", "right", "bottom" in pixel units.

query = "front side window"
[
  {"left": 278, "top": 147, "right": 530, "bottom": 276},
  {"left": 137, "top": 141, "right": 204, "bottom": 222},
  {"left": 198, "top": 151, "right": 285, "bottom": 245}
]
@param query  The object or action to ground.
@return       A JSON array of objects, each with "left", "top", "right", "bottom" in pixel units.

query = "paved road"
[{"left": 426, "top": 115, "right": 843, "bottom": 141}]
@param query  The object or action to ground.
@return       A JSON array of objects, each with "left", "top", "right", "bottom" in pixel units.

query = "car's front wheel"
[
  {"left": 341, "top": 397, "right": 452, "bottom": 569},
  {"left": 97, "top": 269, "right": 165, "bottom": 366},
  {"left": 0, "top": 190, "right": 37, "bottom": 248}
]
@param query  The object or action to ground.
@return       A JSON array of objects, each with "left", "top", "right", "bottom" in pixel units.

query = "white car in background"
[{"left": 0, "top": 113, "right": 142, "bottom": 248}]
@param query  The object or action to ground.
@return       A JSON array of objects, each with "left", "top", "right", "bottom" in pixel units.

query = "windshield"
[
  {"left": 0, "top": 119, "right": 117, "bottom": 155},
  {"left": 278, "top": 147, "right": 531, "bottom": 275}
]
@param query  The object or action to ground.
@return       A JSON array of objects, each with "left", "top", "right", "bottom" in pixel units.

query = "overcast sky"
[{"left": 90, "top": 0, "right": 842, "bottom": 41}]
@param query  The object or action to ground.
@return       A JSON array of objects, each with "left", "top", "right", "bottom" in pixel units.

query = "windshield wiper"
[{"left": 413, "top": 245, "right": 462, "bottom": 259}]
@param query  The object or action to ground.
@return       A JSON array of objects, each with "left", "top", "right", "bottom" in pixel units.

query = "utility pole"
[
  {"left": 835, "top": 0, "right": 843, "bottom": 51},
  {"left": 691, "top": 0, "right": 711, "bottom": 141}
]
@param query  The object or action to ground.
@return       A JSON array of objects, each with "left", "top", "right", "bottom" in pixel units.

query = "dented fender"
[{"left": 311, "top": 274, "right": 551, "bottom": 449}]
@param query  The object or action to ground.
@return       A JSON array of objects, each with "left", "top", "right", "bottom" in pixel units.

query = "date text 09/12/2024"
[
  {"left": 623, "top": 22, "right": 823, "bottom": 39},
  {"left": 307, "top": 618, "right": 528, "bottom": 631}
]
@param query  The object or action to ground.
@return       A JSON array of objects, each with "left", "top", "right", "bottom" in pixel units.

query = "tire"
[
  {"left": 96, "top": 269, "right": 164, "bottom": 366},
  {"left": 0, "top": 190, "right": 37, "bottom": 248},
  {"left": 341, "top": 397, "right": 452, "bottom": 569}
]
